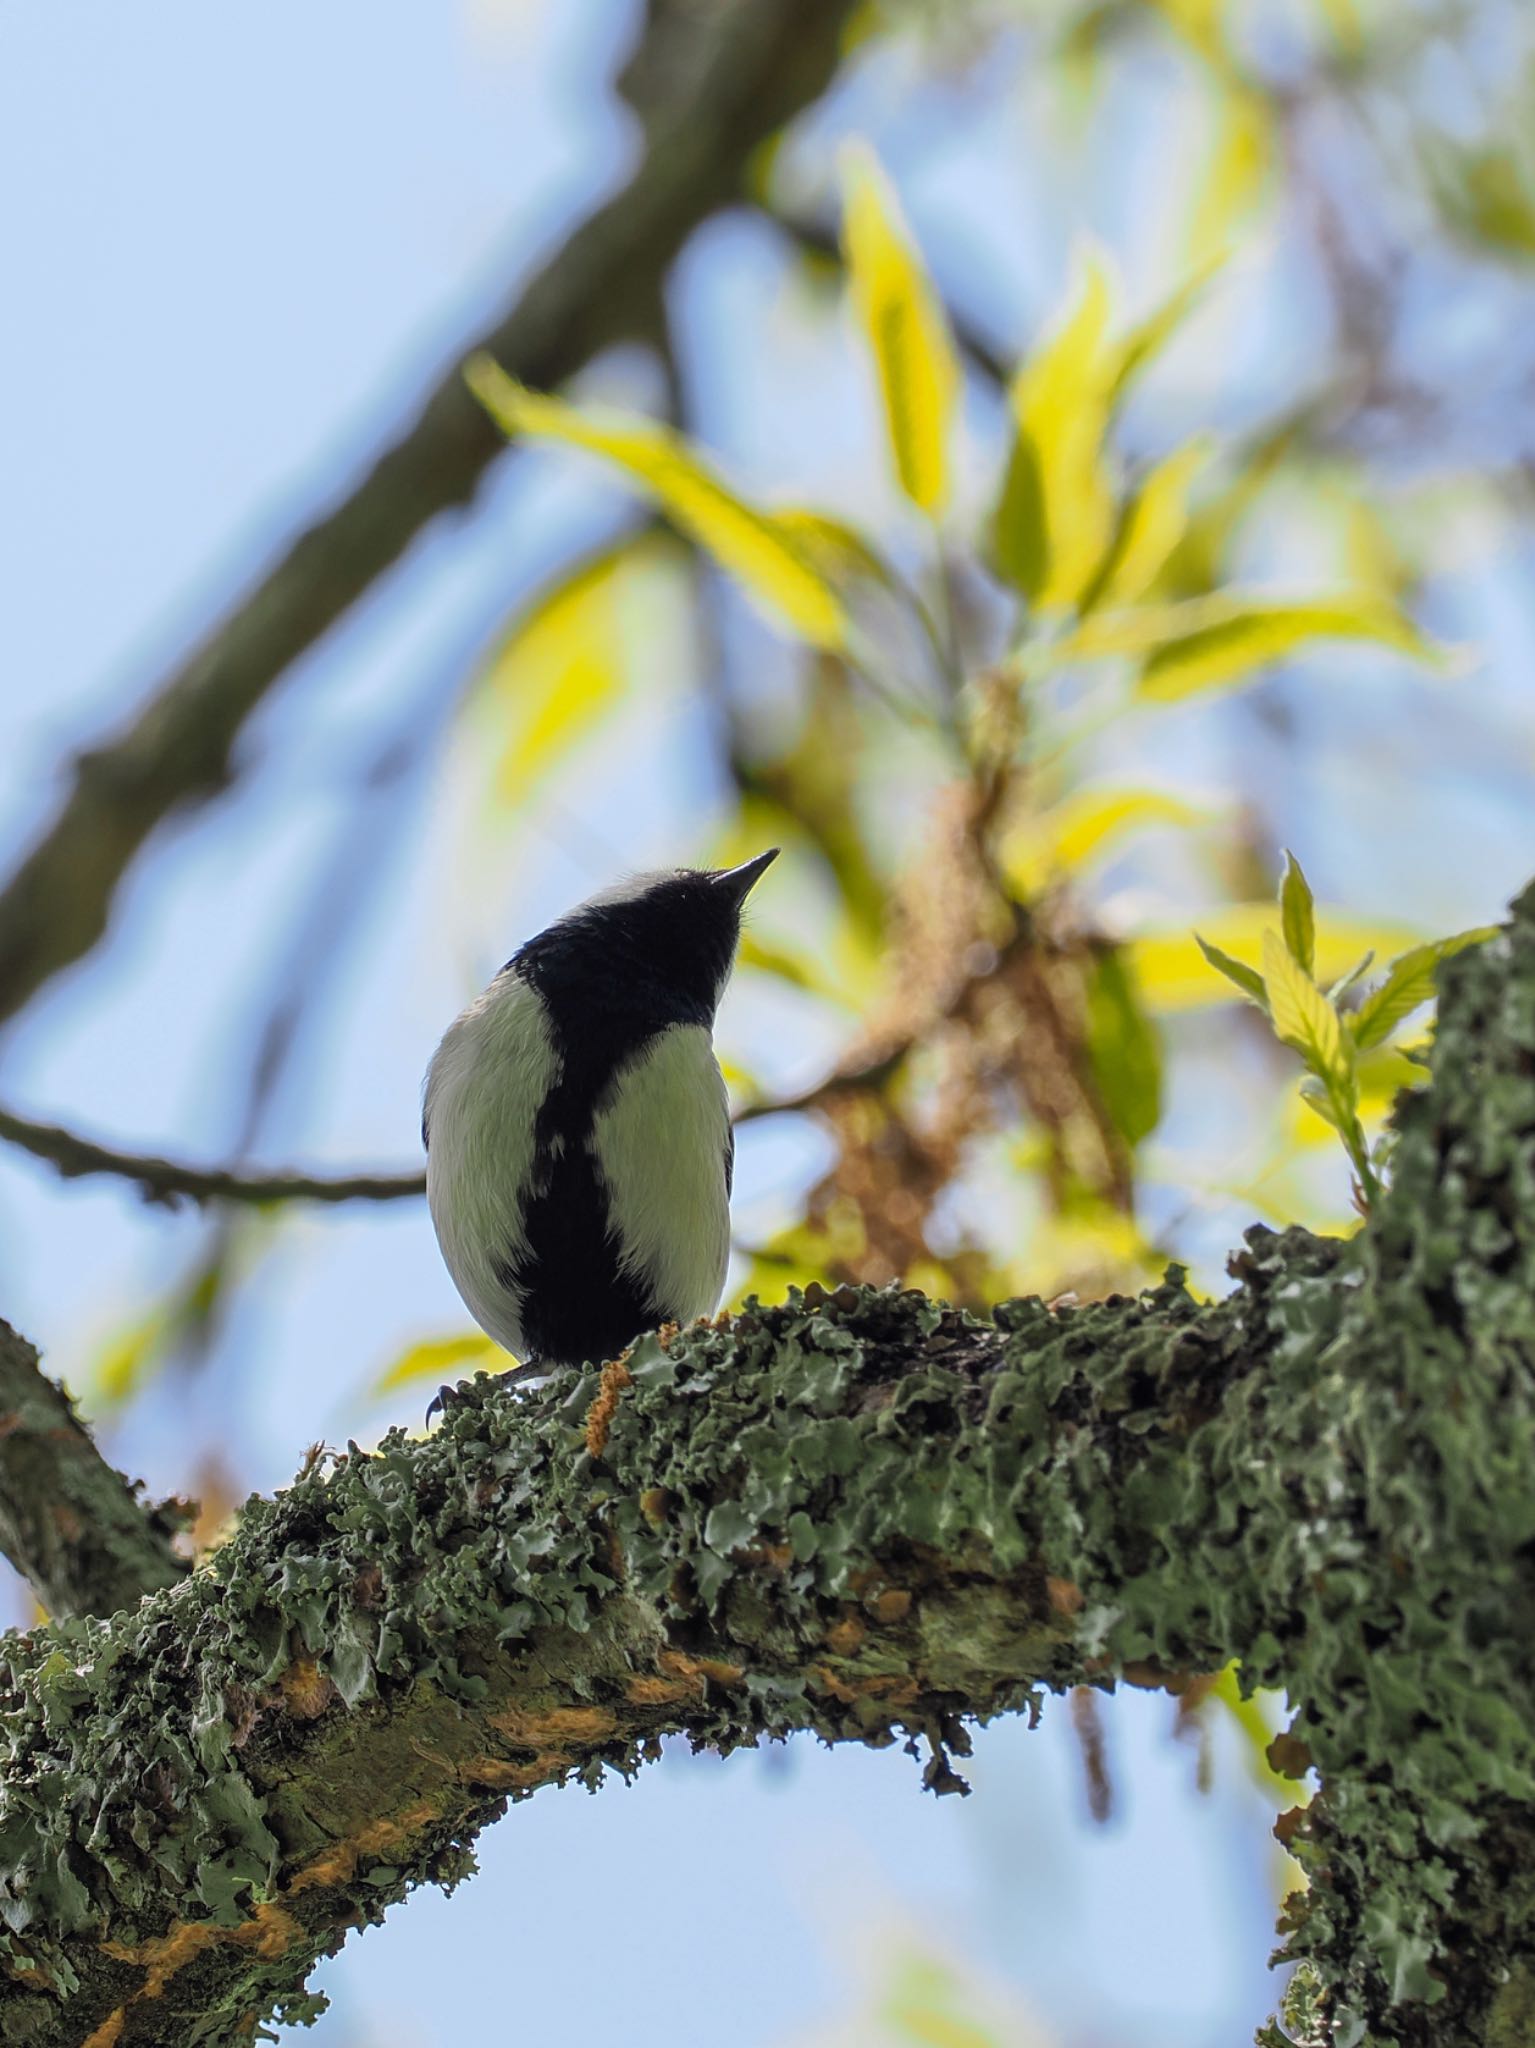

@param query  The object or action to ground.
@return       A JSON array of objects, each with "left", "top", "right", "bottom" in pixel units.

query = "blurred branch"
[
  {"left": 0, "top": 1102, "right": 425, "bottom": 1207},
  {"left": 734, "top": 1039, "right": 911, "bottom": 1124},
  {"left": 0, "top": 1318, "right": 190, "bottom": 1619},
  {"left": 729, "top": 901, "right": 1038, "bottom": 1129},
  {"left": 0, "top": 0, "right": 860, "bottom": 1029}
]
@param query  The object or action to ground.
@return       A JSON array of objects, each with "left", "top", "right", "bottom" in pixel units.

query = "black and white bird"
[{"left": 422, "top": 851, "right": 777, "bottom": 1371}]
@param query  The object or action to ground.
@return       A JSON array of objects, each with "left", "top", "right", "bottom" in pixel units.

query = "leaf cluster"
[{"left": 1197, "top": 854, "right": 1494, "bottom": 1207}]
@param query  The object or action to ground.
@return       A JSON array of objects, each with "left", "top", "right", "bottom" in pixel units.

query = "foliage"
[
  {"left": 5, "top": 895, "right": 1535, "bottom": 2043},
  {"left": 14, "top": 2, "right": 1535, "bottom": 2038},
  {"left": 450, "top": 132, "right": 1450, "bottom": 1394},
  {"left": 1196, "top": 852, "right": 1495, "bottom": 1207}
]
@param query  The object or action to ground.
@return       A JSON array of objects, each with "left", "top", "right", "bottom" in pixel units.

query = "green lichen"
[{"left": 0, "top": 893, "right": 1534, "bottom": 2044}]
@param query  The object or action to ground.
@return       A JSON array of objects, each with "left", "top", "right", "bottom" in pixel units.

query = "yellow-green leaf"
[
  {"left": 475, "top": 543, "right": 639, "bottom": 805},
  {"left": 1279, "top": 851, "right": 1316, "bottom": 975},
  {"left": 1262, "top": 930, "right": 1353, "bottom": 1101},
  {"left": 1062, "top": 590, "right": 1439, "bottom": 701},
  {"left": 1195, "top": 932, "right": 1268, "bottom": 1008},
  {"left": 1209, "top": 1665, "right": 1310, "bottom": 1807},
  {"left": 770, "top": 509, "right": 902, "bottom": 595},
  {"left": 465, "top": 357, "right": 847, "bottom": 649},
  {"left": 1110, "top": 255, "right": 1226, "bottom": 400},
  {"left": 374, "top": 1331, "right": 501, "bottom": 1397},
  {"left": 1313, "top": 0, "right": 1364, "bottom": 57},
  {"left": 841, "top": 143, "right": 960, "bottom": 515},
  {"left": 991, "top": 249, "right": 1118, "bottom": 609},
  {"left": 1426, "top": 137, "right": 1535, "bottom": 263},
  {"left": 1004, "top": 787, "right": 1209, "bottom": 891},
  {"left": 1189, "top": 86, "right": 1272, "bottom": 266},
  {"left": 1083, "top": 437, "right": 1211, "bottom": 612},
  {"left": 736, "top": 929, "right": 848, "bottom": 1002},
  {"left": 1086, "top": 950, "right": 1162, "bottom": 1147},
  {"left": 1128, "top": 906, "right": 1416, "bottom": 1012},
  {"left": 1147, "top": 0, "right": 1227, "bottom": 61},
  {"left": 1298, "top": 1076, "right": 1347, "bottom": 1134},
  {"left": 1325, "top": 949, "right": 1377, "bottom": 1001},
  {"left": 95, "top": 1310, "right": 171, "bottom": 1408},
  {"left": 1152, "top": 423, "right": 1293, "bottom": 602},
  {"left": 1351, "top": 927, "right": 1498, "bottom": 1050}
]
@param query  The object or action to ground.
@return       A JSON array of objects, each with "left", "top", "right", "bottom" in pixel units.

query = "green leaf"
[
  {"left": 1110, "top": 257, "right": 1226, "bottom": 400},
  {"left": 736, "top": 929, "right": 849, "bottom": 1003},
  {"left": 1425, "top": 137, "right": 1535, "bottom": 263},
  {"left": 769, "top": 509, "right": 903, "bottom": 595},
  {"left": 1279, "top": 851, "right": 1316, "bottom": 975},
  {"left": 1209, "top": 1664, "right": 1310, "bottom": 1806},
  {"left": 1324, "top": 949, "right": 1376, "bottom": 1001},
  {"left": 373, "top": 1332, "right": 501, "bottom": 1397},
  {"left": 1132, "top": 908, "right": 1415, "bottom": 1013},
  {"left": 95, "top": 1308, "right": 174, "bottom": 1408},
  {"left": 1005, "top": 786, "right": 1210, "bottom": 892},
  {"left": 1062, "top": 590, "right": 1440, "bottom": 701},
  {"left": 991, "top": 249, "right": 1118, "bottom": 609},
  {"left": 1262, "top": 930, "right": 1354, "bottom": 1111},
  {"left": 465, "top": 357, "right": 847, "bottom": 650},
  {"left": 841, "top": 143, "right": 960, "bottom": 515},
  {"left": 1298, "top": 1077, "right": 1347, "bottom": 1135},
  {"left": 474, "top": 541, "right": 652, "bottom": 806},
  {"left": 1313, "top": 0, "right": 1364, "bottom": 56},
  {"left": 1188, "top": 86, "right": 1272, "bottom": 266},
  {"left": 1146, "top": 0, "right": 1226, "bottom": 61},
  {"left": 1085, "top": 951, "right": 1163, "bottom": 1146},
  {"left": 1350, "top": 927, "right": 1499, "bottom": 1050},
  {"left": 1195, "top": 932, "right": 1268, "bottom": 1008},
  {"left": 92, "top": 1225, "right": 268, "bottom": 1409},
  {"left": 1083, "top": 437, "right": 1211, "bottom": 612}
]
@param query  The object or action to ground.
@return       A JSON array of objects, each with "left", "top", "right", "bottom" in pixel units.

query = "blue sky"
[{"left": 3, "top": 4, "right": 1532, "bottom": 2043}]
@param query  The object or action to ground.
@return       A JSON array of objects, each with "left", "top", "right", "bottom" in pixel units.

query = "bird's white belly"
[{"left": 424, "top": 982, "right": 732, "bottom": 1357}]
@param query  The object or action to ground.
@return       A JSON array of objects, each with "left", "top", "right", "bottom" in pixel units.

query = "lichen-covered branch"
[
  {"left": 0, "top": 1322, "right": 189, "bottom": 1622},
  {"left": 1, "top": 889, "right": 1533, "bottom": 2048},
  {"left": 0, "top": 0, "right": 858, "bottom": 1029},
  {"left": 0, "top": 1260, "right": 1292, "bottom": 2048}
]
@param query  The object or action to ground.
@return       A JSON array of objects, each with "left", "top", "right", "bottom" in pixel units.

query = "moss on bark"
[{"left": 2, "top": 887, "right": 1535, "bottom": 2046}]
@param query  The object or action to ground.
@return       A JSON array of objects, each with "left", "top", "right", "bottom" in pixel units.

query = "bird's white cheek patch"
[
  {"left": 592, "top": 1024, "right": 731, "bottom": 1325},
  {"left": 424, "top": 975, "right": 561, "bottom": 1354}
]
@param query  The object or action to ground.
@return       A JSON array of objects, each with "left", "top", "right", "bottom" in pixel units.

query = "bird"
[{"left": 422, "top": 850, "right": 778, "bottom": 1372}]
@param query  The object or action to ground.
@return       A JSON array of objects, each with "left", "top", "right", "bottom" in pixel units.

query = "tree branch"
[
  {"left": 0, "top": 0, "right": 860, "bottom": 1030},
  {"left": 1, "top": 891, "right": 1532, "bottom": 2045},
  {"left": 0, "top": 1321, "right": 189, "bottom": 1621},
  {"left": 0, "top": 1103, "right": 426, "bottom": 1208}
]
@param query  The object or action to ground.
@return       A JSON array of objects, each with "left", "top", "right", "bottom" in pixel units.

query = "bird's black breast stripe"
[{"left": 492, "top": 946, "right": 710, "bottom": 1368}]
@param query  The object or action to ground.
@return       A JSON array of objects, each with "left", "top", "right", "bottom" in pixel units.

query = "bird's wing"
[{"left": 593, "top": 1024, "right": 732, "bottom": 1324}]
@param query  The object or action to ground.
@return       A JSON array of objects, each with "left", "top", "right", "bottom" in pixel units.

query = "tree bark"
[
  {"left": 0, "top": 1324, "right": 188, "bottom": 1623},
  {"left": 0, "top": 885, "right": 1532, "bottom": 2046}
]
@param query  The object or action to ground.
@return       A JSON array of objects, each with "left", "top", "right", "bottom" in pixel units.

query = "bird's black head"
[{"left": 512, "top": 849, "right": 778, "bottom": 1026}]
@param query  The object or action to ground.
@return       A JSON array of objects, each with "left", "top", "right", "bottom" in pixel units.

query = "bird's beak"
[{"left": 713, "top": 847, "right": 779, "bottom": 906}]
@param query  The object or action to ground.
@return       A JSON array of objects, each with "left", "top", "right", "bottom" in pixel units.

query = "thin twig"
[{"left": 0, "top": 1104, "right": 425, "bottom": 1209}]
